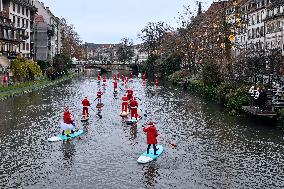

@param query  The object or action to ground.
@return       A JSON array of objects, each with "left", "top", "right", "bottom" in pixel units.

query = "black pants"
[{"left": 147, "top": 144, "right": 158, "bottom": 155}]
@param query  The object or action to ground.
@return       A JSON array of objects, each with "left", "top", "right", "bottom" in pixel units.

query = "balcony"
[
  {"left": 264, "top": 11, "right": 284, "bottom": 22},
  {"left": 20, "top": 34, "right": 29, "bottom": 41}
]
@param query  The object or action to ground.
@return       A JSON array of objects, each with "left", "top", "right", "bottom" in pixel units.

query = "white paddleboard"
[
  {"left": 137, "top": 145, "right": 163, "bottom": 164},
  {"left": 120, "top": 111, "right": 129, "bottom": 117}
]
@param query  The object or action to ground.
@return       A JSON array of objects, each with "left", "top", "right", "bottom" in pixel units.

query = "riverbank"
[
  {"left": 0, "top": 73, "right": 78, "bottom": 101},
  {"left": 167, "top": 72, "right": 282, "bottom": 121}
]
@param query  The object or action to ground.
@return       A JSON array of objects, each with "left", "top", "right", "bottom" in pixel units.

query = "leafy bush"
[
  {"left": 160, "top": 53, "right": 181, "bottom": 77},
  {"left": 36, "top": 60, "right": 50, "bottom": 70},
  {"left": 225, "top": 86, "right": 250, "bottom": 111},
  {"left": 201, "top": 60, "right": 223, "bottom": 86},
  {"left": 11, "top": 57, "right": 42, "bottom": 81},
  {"left": 168, "top": 70, "right": 191, "bottom": 83},
  {"left": 53, "top": 54, "right": 72, "bottom": 73}
]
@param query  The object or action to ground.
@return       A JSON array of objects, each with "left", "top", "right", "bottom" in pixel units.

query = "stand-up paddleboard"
[
  {"left": 137, "top": 145, "right": 163, "bottom": 164},
  {"left": 48, "top": 130, "right": 84, "bottom": 142},
  {"left": 126, "top": 116, "right": 142, "bottom": 125},
  {"left": 96, "top": 103, "right": 104, "bottom": 108},
  {"left": 120, "top": 111, "right": 129, "bottom": 117},
  {"left": 81, "top": 116, "right": 89, "bottom": 122}
]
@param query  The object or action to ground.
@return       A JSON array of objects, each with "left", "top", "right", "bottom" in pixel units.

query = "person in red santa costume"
[
  {"left": 82, "top": 97, "right": 91, "bottom": 117},
  {"left": 143, "top": 122, "right": 159, "bottom": 155},
  {"left": 129, "top": 97, "right": 138, "bottom": 120}
]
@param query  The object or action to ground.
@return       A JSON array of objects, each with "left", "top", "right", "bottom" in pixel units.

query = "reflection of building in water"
[{"left": 143, "top": 163, "right": 160, "bottom": 188}]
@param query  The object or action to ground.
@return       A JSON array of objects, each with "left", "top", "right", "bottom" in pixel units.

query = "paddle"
[
  {"left": 89, "top": 106, "right": 96, "bottom": 112},
  {"left": 159, "top": 135, "right": 177, "bottom": 148}
]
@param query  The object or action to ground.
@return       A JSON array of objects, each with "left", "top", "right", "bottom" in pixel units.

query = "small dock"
[{"left": 242, "top": 106, "right": 277, "bottom": 118}]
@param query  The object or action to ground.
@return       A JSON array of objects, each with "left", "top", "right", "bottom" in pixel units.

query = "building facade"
[
  {"left": 2, "top": 0, "right": 37, "bottom": 59},
  {"left": 34, "top": 0, "right": 61, "bottom": 62},
  {"left": 227, "top": 0, "right": 284, "bottom": 56}
]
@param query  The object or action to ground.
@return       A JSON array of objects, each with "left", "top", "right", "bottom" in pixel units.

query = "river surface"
[{"left": 1, "top": 71, "right": 284, "bottom": 189}]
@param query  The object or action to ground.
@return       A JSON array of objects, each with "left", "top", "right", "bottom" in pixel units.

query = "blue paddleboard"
[
  {"left": 48, "top": 130, "right": 84, "bottom": 142},
  {"left": 137, "top": 145, "right": 163, "bottom": 163},
  {"left": 126, "top": 116, "right": 142, "bottom": 125}
]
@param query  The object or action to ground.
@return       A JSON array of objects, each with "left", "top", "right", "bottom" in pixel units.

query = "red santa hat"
[{"left": 148, "top": 122, "right": 156, "bottom": 126}]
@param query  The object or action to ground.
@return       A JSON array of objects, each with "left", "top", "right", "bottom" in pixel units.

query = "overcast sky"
[{"left": 40, "top": 0, "right": 213, "bottom": 44}]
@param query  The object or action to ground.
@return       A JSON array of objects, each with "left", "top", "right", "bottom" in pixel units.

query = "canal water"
[{"left": 1, "top": 71, "right": 284, "bottom": 189}]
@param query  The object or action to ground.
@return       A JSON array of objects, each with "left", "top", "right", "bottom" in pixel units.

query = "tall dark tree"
[
  {"left": 138, "top": 21, "right": 172, "bottom": 55},
  {"left": 116, "top": 38, "right": 134, "bottom": 63},
  {"left": 53, "top": 54, "right": 72, "bottom": 74}
]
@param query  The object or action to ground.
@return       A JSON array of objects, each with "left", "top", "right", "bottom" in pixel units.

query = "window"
[
  {"left": 22, "top": 18, "right": 24, "bottom": 28},
  {"left": 26, "top": 9, "right": 28, "bottom": 17},
  {"left": 22, "top": 42, "right": 25, "bottom": 50},
  {"left": 13, "top": 16, "right": 15, "bottom": 24},
  {"left": 17, "top": 17, "right": 20, "bottom": 27},
  {"left": 26, "top": 43, "right": 29, "bottom": 51},
  {"left": 17, "top": 4, "right": 20, "bottom": 14},
  {"left": 260, "top": 26, "right": 265, "bottom": 36},
  {"left": 22, "top": 7, "right": 24, "bottom": 15},
  {"left": 26, "top": 20, "right": 28, "bottom": 28},
  {"left": 12, "top": 3, "right": 15, "bottom": 12}
]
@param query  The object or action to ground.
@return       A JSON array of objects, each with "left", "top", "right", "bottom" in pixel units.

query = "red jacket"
[
  {"left": 114, "top": 81, "right": 117, "bottom": 88},
  {"left": 130, "top": 99, "right": 138, "bottom": 108},
  {"left": 98, "top": 75, "right": 101, "bottom": 80},
  {"left": 97, "top": 91, "right": 102, "bottom": 98},
  {"left": 143, "top": 126, "right": 158, "bottom": 144},
  {"left": 3, "top": 75, "right": 8, "bottom": 82},
  {"left": 63, "top": 111, "right": 72, "bottom": 124},
  {"left": 122, "top": 96, "right": 128, "bottom": 102},
  {"left": 82, "top": 98, "right": 91, "bottom": 106},
  {"left": 127, "top": 89, "right": 133, "bottom": 97}
]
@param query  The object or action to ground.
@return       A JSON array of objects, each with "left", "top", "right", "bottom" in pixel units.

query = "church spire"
[{"left": 198, "top": 1, "right": 202, "bottom": 15}]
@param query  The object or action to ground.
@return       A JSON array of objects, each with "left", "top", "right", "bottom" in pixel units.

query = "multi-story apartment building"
[
  {"left": 227, "top": 0, "right": 284, "bottom": 56},
  {"left": 247, "top": 0, "right": 266, "bottom": 52},
  {"left": 2, "top": 0, "right": 37, "bottom": 59},
  {"left": 34, "top": 0, "right": 61, "bottom": 62},
  {"left": 264, "top": 3, "right": 284, "bottom": 53}
]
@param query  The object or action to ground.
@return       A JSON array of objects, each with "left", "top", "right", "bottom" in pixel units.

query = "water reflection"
[
  {"left": 142, "top": 162, "right": 160, "bottom": 188},
  {"left": 61, "top": 140, "right": 75, "bottom": 161},
  {"left": 129, "top": 124, "right": 138, "bottom": 145}
]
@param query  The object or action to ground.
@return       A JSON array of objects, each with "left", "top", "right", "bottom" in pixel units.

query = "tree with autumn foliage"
[
  {"left": 60, "top": 18, "right": 83, "bottom": 60},
  {"left": 12, "top": 57, "right": 42, "bottom": 82},
  {"left": 139, "top": 21, "right": 172, "bottom": 56}
]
